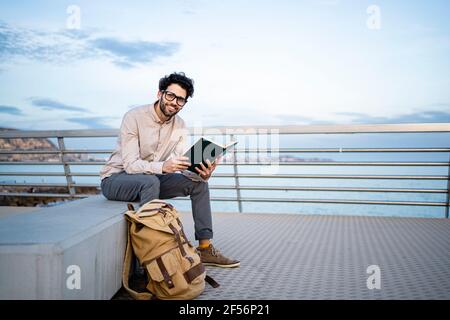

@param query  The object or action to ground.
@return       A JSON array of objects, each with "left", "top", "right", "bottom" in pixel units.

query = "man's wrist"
[{"left": 150, "top": 161, "right": 165, "bottom": 175}]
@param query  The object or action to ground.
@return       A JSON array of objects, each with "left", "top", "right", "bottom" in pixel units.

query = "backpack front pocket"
[{"left": 145, "top": 251, "right": 189, "bottom": 298}]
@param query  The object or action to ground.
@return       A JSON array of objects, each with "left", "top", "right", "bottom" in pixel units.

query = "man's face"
[{"left": 157, "top": 83, "right": 187, "bottom": 119}]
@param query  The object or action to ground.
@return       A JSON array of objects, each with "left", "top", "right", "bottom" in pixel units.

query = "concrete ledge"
[
  {"left": 0, "top": 206, "right": 39, "bottom": 218},
  {"left": 0, "top": 195, "right": 135, "bottom": 300}
]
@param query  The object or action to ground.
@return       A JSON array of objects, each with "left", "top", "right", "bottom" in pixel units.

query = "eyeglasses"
[{"left": 163, "top": 90, "right": 187, "bottom": 107}]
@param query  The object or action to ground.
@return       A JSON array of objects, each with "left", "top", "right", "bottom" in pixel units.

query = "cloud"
[
  {"left": 335, "top": 112, "right": 369, "bottom": 118},
  {"left": 0, "top": 20, "right": 180, "bottom": 68},
  {"left": 89, "top": 37, "right": 179, "bottom": 68},
  {"left": 0, "top": 105, "right": 23, "bottom": 115},
  {"left": 29, "top": 97, "right": 89, "bottom": 112},
  {"left": 65, "top": 117, "right": 113, "bottom": 129},
  {"left": 242, "top": 106, "right": 450, "bottom": 126},
  {"left": 273, "top": 114, "right": 318, "bottom": 124},
  {"left": 0, "top": 21, "right": 93, "bottom": 64},
  {"left": 182, "top": 9, "right": 197, "bottom": 15},
  {"left": 315, "top": 0, "right": 340, "bottom": 5},
  {"left": 59, "top": 28, "right": 94, "bottom": 40},
  {"left": 335, "top": 108, "right": 450, "bottom": 124}
]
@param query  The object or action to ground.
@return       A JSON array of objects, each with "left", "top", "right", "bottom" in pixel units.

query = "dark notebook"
[{"left": 183, "top": 137, "right": 238, "bottom": 173}]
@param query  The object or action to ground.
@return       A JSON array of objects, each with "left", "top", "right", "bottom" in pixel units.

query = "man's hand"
[
  {"left": 195, "top": 156, "right": 222, "bottom": 181},
  {"left": 162, "top": 156, "right": 191, "bottom": 173}
]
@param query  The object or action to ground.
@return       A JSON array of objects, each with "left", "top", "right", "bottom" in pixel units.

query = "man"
[{"left": 100, "top": 72, "right": 239, "bottom": 268}]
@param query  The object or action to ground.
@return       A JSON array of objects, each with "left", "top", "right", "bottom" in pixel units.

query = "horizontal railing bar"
[
  {"left": 0, "top": 183, "right": 99, "bottom": 188},
  {"left": 0, "top": 172, "right": 105, "bottom": 177},
  {"left": 0, "top": 192, "right": 88, "bottom": 198},
  {"left": 0, "top": 150, "right": 112, "bottom": 154},
  {"left": 69, "top": 173, "right": 102, "bottom": 177},
  {"left": 2, "top": 123, "right": 450, "bottom": 138},
  {"left": 0, "top": 172, "right": 67, "bottom": 176},
  {"left": 1, "top": 183, "right": 446, "bottom": 194},
  {"left": 64, "top": 150, "right": 111, "bottom": 154},
  {"left": 0, "top": 193, "right": 445, "bottom": 207},
  {"left": 0, "top": 162, "right": 66, "bottom": 165},
  {"left": 0, "top": 162, "right": 51, "bottom": 165},
  {"left": 0, "top": 150, "right": 61, "bottom": 154},
  {"left": 0, "top": 129, "right": 119, "bottom": 138},
  {"left": 1, "top": 161, "right": 449, "bottom": 167},
  {"left": 234, "top": 148, "right": 450, "bottom": 153},
  {"left": 229, "top": 162, "right": 450, "bottom": 166},
  {"left": 2, "top": 147, "right": 450, "bottom": 155},
  {"left": 208, "top": 185, "right": 448, "bottom": 193},
  {"left": 58, "top": 147, "right": 450, "bottom": 153},
  {"left": 212, "top": 173, "right": 449, "bottom": 180},
  {"left": 0, "top": 172, "right": 104, "bottom": 177},
  {"left": 195, "top": 123, "right": 450, "bottom": 134},
  {"left": 0, "top": 172, "right": 448, "bottom": 180},
  {"left": 0, "top": 162, "right": 103, "bottom": 165},
  {"left": 173, "top": 196, "right": 447, "bottom": 206}
]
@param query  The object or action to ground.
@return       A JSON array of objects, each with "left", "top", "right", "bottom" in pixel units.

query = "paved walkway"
[
  {"left": 177, "top": 211, "right": 450, "bottom": 300},
  {"left": 2, "top": 204, "right": 449, "bottom": 300}
]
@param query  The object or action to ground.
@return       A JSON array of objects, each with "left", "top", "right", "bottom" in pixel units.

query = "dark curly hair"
[{"left": 159, "top": 72, "right": 194, "bottom": 99}]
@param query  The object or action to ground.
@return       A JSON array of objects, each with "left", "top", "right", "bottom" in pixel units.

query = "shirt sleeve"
[
  {"left": 168, "top": 130, "right": 189, "bottom": 159},
  {"left": 120, "top": 112, "right": 164, "bottom": 175}
]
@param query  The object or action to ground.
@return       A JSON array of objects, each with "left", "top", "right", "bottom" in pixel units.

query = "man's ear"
[{"left": 157, "top": 91, "right": 162, "bottom": 99}]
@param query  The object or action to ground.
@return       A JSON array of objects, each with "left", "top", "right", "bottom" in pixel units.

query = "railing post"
[
  {"left": 57, "top": 137, "right": 76, "bottom": 196},
  {"left": 230, "top": 134, "right": 243, "bottom": 213},
  {"left": 257, "top": 130, "right": 260, "bottom": 164},
  {"left": 446, "top": 152, "right": 450, "bottom": 218}
]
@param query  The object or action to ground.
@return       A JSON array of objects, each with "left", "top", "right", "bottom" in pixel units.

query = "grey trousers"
[{"left": 101, "top": 171, "right": 213, "bottom": 240}]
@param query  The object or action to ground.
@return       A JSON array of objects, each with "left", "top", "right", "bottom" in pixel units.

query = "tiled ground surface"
[{"left": 114, "top": 211, "right": 450, "bottom": 300}]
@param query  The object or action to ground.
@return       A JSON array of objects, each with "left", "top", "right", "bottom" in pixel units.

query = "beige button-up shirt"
[{"left": 100, "top": 103, "right": 202, "bottom": 181}]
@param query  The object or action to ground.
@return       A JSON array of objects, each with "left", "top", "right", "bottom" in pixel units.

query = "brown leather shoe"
[{"left": 197, "top": 244, "right": 240, "bottom": 268}]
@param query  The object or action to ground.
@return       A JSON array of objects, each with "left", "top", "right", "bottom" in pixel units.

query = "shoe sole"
[{"left": 202, "top": 262, "right": 240, "bottom": 268}]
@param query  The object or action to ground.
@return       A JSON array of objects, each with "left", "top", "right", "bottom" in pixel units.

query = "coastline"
[{"left": 0, "top": 186, "right": 100, "bottom": 206}]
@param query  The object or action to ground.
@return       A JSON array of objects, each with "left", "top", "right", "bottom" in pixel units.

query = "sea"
[{"left": 1, "top": 131, "right": 449, "bottom": 218}]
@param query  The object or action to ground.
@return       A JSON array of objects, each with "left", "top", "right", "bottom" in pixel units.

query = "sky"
[{"left": 0, "top": 0, "right": 449, "bottom": 130}]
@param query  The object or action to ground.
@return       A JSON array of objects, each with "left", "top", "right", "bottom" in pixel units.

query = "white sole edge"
[{"left": 202, "top": 262, "right": 241, "bottom": 268}]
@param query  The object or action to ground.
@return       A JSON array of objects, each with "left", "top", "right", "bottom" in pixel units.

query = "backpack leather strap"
[
  {"left": 169, "top": 223, "right": 194, "bottom": 265},
  {"left": 122, "top": 219, "right": 154, "bottom": 300},
  {"left": 183, "top": 263, "right": 220, "bottom": 289},
  {"left": 177, "top": 218, "right": 194, "bottom": 248},
  {"left": 205, "top": 275, "right": 220, "bottom": 288},
  {"left": 156, "top": 257, "right": 175, "bottom": 289},
  {"left": 183, "top": 262, "right": 205, "bottom": 284}
]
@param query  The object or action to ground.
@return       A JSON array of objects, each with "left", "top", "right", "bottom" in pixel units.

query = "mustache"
[
  {"left": 161, "top": 99, "right": 176, "bottom": 109},
  {"left": 165, "top": 105, "right": 177, "bottom": 112},
  {"left": 160, "top": 100, "right": 179, "bottom": 118}
]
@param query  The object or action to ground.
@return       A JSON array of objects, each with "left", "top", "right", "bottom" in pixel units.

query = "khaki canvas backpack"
[{"left": 122, "top": 199, "right": 219, "bottom": 300}]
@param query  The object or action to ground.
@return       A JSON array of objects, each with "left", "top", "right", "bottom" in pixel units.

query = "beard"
[{"left": 159, "top": 98, "right": 180, "bottom": 119}]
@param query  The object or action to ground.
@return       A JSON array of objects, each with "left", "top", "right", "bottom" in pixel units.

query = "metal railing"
[{"left": 1, "top": 123, "right": 450, "bottom": 218}]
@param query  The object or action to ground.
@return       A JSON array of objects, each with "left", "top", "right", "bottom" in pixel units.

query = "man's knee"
[
  {"left": 139, "top": 175, "right": 162, "bottom": 205},
  {"left": 191, "top": 180, "right": 209, "bottom": 194},
  {"left": 140, "top": 175, "right": 161, "bottom": 192}
]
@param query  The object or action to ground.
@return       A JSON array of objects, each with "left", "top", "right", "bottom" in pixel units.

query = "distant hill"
[
  {"left": 0, "top": 128, "right": 100, "bottom": 206},
  {"left": 0, "top": 127, "right": 82, "bottom": 162}
]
